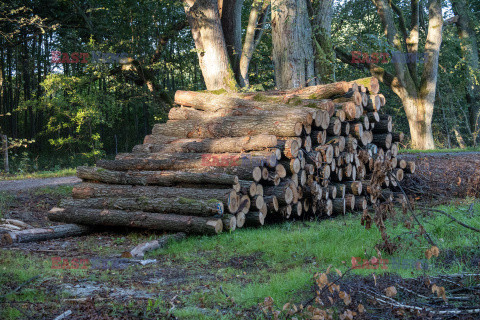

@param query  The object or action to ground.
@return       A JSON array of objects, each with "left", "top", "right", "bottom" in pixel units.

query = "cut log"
[
  {"left": 277, "top": 138, "right": 300, "bottom": 159},
  {"left": 392, "top": 132, "right": 404, "bottom": 143},
  {"left": 133, "top": 135, "right": 278, "bottom": 154},
  {"left": 264, "top": 182, "right": 295, "bottom": 205},
  {"left": 332, "top": 198, "right": 346, "bottom": 215},
  {"left": 372, "top": 119, "right": 392, "bottom": 133},
  {"left": 72, "top": 183, "right": 239, "bottom": 213},
  {"left": 60, "top": 197, "right": 225, "bottom": 217},
  {"left": 127, "top": 232, "right": 186, "bottom": 258},
  {"left": 344, "top": 194, "right": 355, "bottom": 211},
  {"left": 286, "top": 81, "right": 350, "bottom": 99},
  {"left": 371, "top": 133, "right": 392, "bottom": 149},
  {"left": 77, "top": 166, "right": 238, "bottom": 186},
  {"left": 349, "top": 77, "right": 379, "bottom": 94},
  {"left": 236, "top": 212, "right": 246, "bottom": 228},
  {"left": 244, "top": 212, "right": 265, "bottom": 227},
  {"left": 113, "top": 151, "right": 278, "bottom": 169},
  {"left": 151, "top": 115, "right": 306, "bottom": 138},
  {"left": 222, "top": 215, "right": 237, "bottom": 232},
  {"left": 1, "top": 223, "right": 93, "bottom": 245},
  {"left": 48, "top": 207, "right": 223, "bottom": 235},
  {"left": 354, "top": 197, "right": 367, "bottom": 211}
]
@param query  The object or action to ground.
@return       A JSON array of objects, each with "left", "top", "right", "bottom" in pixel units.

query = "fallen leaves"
[
  {"left": 425, "top": 246, "right": 440, "bottom": 259},
  {"left": 432, "top": 284, "right": 447, "bottom": 302},
  {"left": 385, "top": 286, "right": 397, "bottom": 297}
]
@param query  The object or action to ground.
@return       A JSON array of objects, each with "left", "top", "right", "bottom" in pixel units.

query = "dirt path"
[{"left": 0, "top": 176, "right": 81, "bottom": 192}]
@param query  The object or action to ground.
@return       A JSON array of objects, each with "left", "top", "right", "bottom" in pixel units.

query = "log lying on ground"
[
  {"left": 60, "top": 197, "right": 225, "bottom": 217},
  {"left": 72, "top": 183, "right": 239, "bottom": 213},
  {"left": 77, "top": 166, "right": 239, "bottom": 186},
  {"left": 151, "top": 115, "right": 305, "bottom": 138},
  {"left": 111, "top": 151, "right": 277, "bottom": 170},
  {"left": 48, "top": 207, "right": 223, "bottom": 235},
  {"left": 132, "top": 134, "right": 278, "bottom": 154},
  {"left": 124, "top": 232, "right": 186, "bottom": 258},
  {"left": 1, "top": 223, "right": 94, "bottom": 245}
]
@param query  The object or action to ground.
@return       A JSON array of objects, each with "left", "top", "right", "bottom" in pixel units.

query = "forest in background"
[{"left": 0, "top": 0, "right": 479, "bottom": 173}]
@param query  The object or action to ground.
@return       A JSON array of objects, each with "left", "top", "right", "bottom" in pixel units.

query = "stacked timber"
[{"left": 49, "top": 77, "right": 414, "bottom": 235}]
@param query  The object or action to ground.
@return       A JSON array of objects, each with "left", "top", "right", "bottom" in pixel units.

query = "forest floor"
[{"left": 0, "top": 153, "right": 479, "bottom": 319}]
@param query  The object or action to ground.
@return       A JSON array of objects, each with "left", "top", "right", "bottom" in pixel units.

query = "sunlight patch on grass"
[{"left": 0, "top": 168, "right": 76, "bottom": 181}]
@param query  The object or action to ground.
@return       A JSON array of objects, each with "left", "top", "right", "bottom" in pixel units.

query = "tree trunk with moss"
[
  {"left": 311, "top": 0, "right": 336, "bottom": 84},
  {"left": 184, "top": 0, "right": 238, "bottom": 91},
  {"left": 271, "top": 0, "right": 315, "bottom": 89},
  {"left": 335, "top": 0, "right": 443, "bottom": 149},
  {"left": 452, "top": 0, "right": 480, "bottom": 144}
]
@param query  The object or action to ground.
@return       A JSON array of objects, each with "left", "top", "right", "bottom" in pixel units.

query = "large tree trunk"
[
  {"left": 60, "top": 197, "right": 225, "bottom": 217},
  {"left": 76, "top": 166, "right": 239, "bottom": 186},
  {"left": 184, "top": 0, "right": 238, "bottom": 91},
  {"left": 452, "top": 0, "right": 480, "bottom": 144},
  {"left": 49, "top": 207, "right": 223, "bottom": 235},
  {"left": 311, "top": 0, "right": 336, "bottom": 84},
  {"left": 151, "top": 115, "right": 306, "bottom": 138},
  {"left": 134, "top": 134, "right": 277, "bottom": 154},
  {"left": 219, "top": 0, "right": 244, "bottom": 83},
  {"left": 335, "top": 0, "right": 442, "bottom": 149},
  {"left": 271, "top": 0, "right": 315, "bottom": 89},
  {"left": 239, "top": 0, "right": 270, "bottom": 87}
]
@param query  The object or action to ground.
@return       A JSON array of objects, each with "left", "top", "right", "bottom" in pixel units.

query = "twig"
[
  {"left": 419, "top": 207, "right": 480, "bottom": 233},
  {"left": 0, "top": 275, "right": 40, "bottom": 301},
  {"left": 388, "top": 173, "right": 437, "bottom": 247}
]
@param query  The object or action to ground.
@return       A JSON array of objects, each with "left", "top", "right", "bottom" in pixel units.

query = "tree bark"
[
  {"left": 272, "top": 0, "right": 315, "bottom": 89},
  {"left": 452, "top": 0, "right": 480, "bottom": 143},
  {"left": 239, "top": 0, "right": 270, "bottom": 86},
  {"left": 72, "top": 183, "right": 238, "bottom": 213},
  {"left": 49, "top": 207, "right": 223, "bottom": 235},
  {"left": 311, "top": 0, "right": 336, "bottom": 84},
  {"left": 134, "top": 134, "right": 277, "bottom": 154},
  {"left": 183, "top": 0, "right": 238, "bottom": 91},
  {"left": 109, "top": 151, "right": 277, "bottom": 170},
  {"left": 151, "top": 115, "right": 305, "bottom": 138},
  {"left": 77, "top": 166, "right": 238, "bottom": 186},
  {"left": 1, "top": 224, "right": 93, "bottom": 245},
  {"left": 61, "top": 197, "right": 225, "bottom": 217}
]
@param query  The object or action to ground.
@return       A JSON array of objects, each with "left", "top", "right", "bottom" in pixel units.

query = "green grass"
[
  {"left": 1, "top": 201, "right": 479, "bottom": 319},
  {"left": 0, "top": 168, "right": 76, "bottom": 181},
  {"left": 32, "top": 185, "right": 73, "bottom": 197},
  {"left": 399, "top": 146, "right": 480, "bottom": 154}
]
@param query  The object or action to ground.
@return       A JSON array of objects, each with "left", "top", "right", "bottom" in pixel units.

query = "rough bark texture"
[
  {"left": 77, "top": 166, "right": 238, "bottom": 186},
  {"left": 272, "top": 0, "right": 315, "bottom": 89},
  {"left": 133, "top": 135, "right": 277, "bottom": 154},
  {"left": 49, "top": 207, "right": 223, "bottom": 235},
  {"left": 452, "top": 0, "right": 480, "bottom": 143},
  {"left": 151, "top": 115, "right": 305, "bottom": 138},
  {"left": 311, "top": 0, "right": 335, "bottom": 84},
  {"left": 184, "top": 0, "right": 238, "bottom": 91},
  {"left": 1, "top": 223, "right": 93, "bottom": 244},
  {"left": 61, "top": 197, "right": 224, "bottom": 217}
]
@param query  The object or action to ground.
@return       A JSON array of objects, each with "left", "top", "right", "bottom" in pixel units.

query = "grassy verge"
[
  {"left": 0, "top": 200, "right": 479, "bottom": 319},
  {"left": 0, "top": 168, "right": 76, "bottom": 181}
]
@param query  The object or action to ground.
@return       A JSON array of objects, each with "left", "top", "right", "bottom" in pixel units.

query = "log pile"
[{"left": 49, "top": 77, "right": 415, "bottom": 235}]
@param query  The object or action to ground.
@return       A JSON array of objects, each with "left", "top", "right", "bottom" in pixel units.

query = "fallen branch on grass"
[
  {"left": 122, "top": 232, "right": 186, "bottom": 258},
  {"left": 1, "top": 223, "right": 94, "bottom": 245},
  {"left": 420, "top": 207, "right": 480, "bottom": 233},
  {"left": 0, "top": 275, "right": 40, "bottom": 302},
  {"left": 389, "top": 173, "right": 437, "bottom": 247}
]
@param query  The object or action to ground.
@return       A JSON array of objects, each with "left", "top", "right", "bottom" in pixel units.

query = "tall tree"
[
  {"left": 451, "top": 0, "right": 480, "bottom": 144},
  {"left": 272, "top": 0, "right": 315, "bottom": 89},
  {"left": 309, "top": 0, "right": 336, "bottom": 84},
  {"left": 184, "top": 0, "right": 238, "bottom": 91},
  {"left": 336, "top": 0, "right": 443, "bottom": 149}
]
